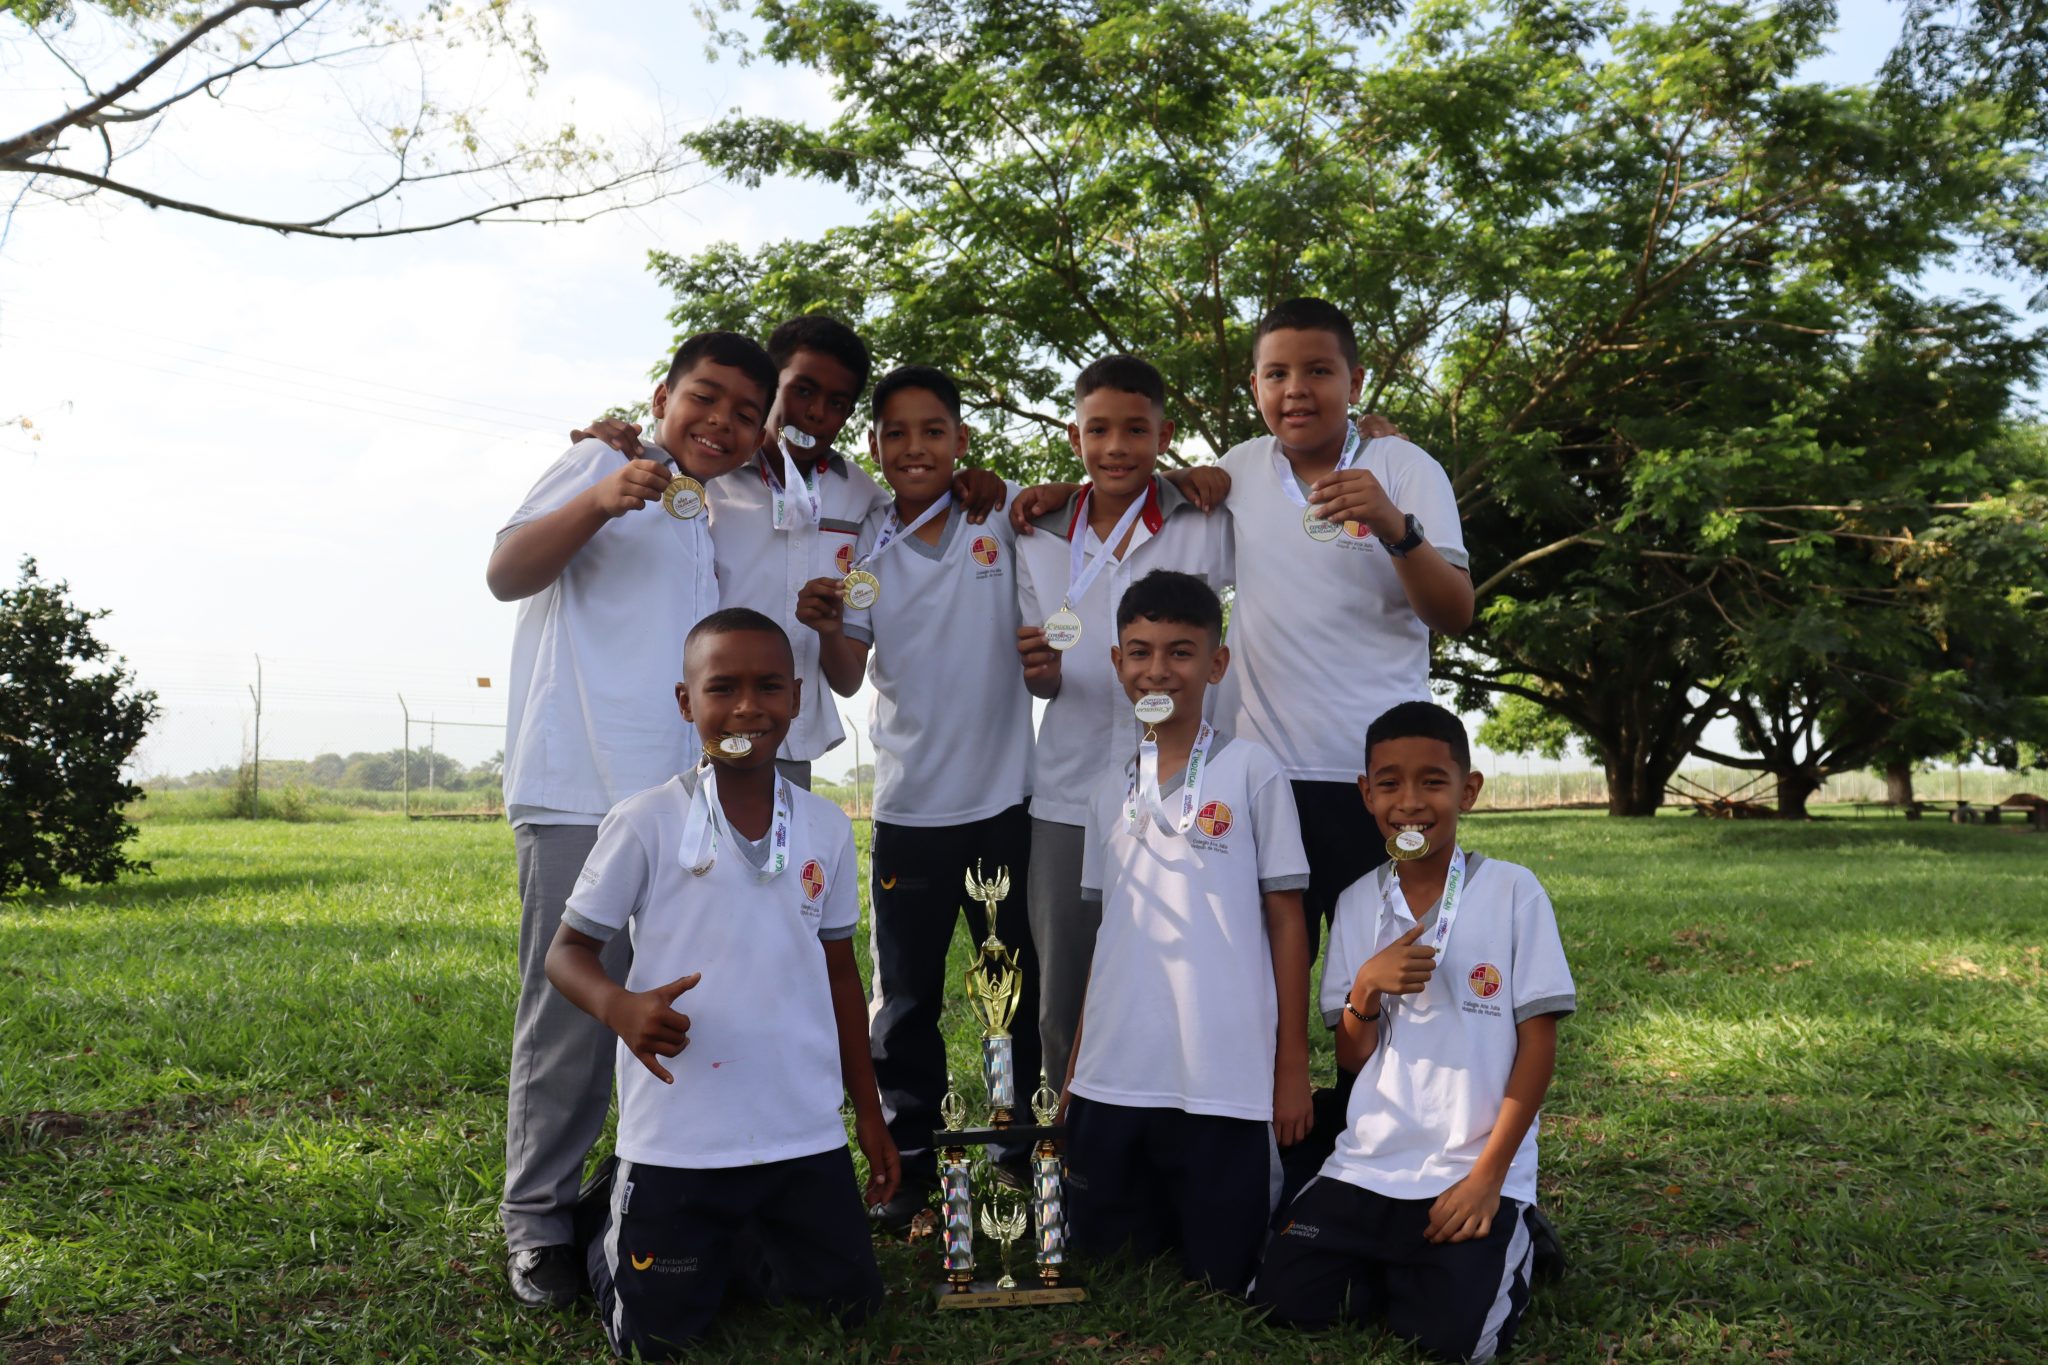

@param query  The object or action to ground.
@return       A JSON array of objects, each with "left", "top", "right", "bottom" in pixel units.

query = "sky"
[{"left": 0, "top": 0, "right": 2028, "bottom": 788}]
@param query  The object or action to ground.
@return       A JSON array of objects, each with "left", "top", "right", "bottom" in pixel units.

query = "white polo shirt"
[
  {"left": 1318, "top": 853, "right": 1575, "bottom": 1205},
  {"left": 1214, "top": 435, "right": 1467, "bottom": 782},
  {"left": 1015, "top": 478, "right": 1234, "bottom": 826},
  {"left": 707, "top": 449, "right": 890, "bottom": 764},
  {"left": 841, "top": 490, "right": 1033, "bottom": 826},
  {"left": 1071, "top": 734, "right": 1310, "bottom": 1121},
  {"left": 563, "top": 769, "right": 859, "bottom": 1170},
  {"left": 499, "top": 439, "right": 719, "bottom": 825}
]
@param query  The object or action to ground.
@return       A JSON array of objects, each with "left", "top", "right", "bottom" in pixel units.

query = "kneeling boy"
[
  {"left": 1062, "top": 570, "right": 1312, "bottom": 1294},
  {"left": 1253, "top": 701, "right": 1575, "bottom": 1362},
  {"left": 544, "top": 609, "right": 897, "bottom": 1359}
]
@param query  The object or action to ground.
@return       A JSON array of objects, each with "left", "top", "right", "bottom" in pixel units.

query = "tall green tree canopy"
[{"left": 661, "top": 0, "right": 2046, "bottom": 812}]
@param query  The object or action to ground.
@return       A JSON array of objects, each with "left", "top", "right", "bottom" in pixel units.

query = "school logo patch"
[
  {"left": 631, "top": 1253, "right": 654, "bottom": 1271},
  {"left": 1468, "top": 962, "right": 1503, "bottom": 1000},
  {"left": 799, "top": 859, "right": 827, "bottom": 902},
  {"left": 971, "top": 535, "right": 1000, "bottom": 567},
  {"left": 1196, "top": 801, "right": 1233, "bottom": 838},
  {"left": 834, "top": 542, "right": 855, "bottom": 574}
]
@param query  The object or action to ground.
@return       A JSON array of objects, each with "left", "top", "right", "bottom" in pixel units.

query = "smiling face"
[
  {"left": 872, "top": 384, "right": 966, "bottom": 506},
  {"left": 1359, "top": 735, "right": 1484, "bottom": 851},
  {"left": 1250, "top": 326, "right": 1366, "bottom": 458},
  {"left": 676, "top": 627, "right": 800, "bottom": 766},
  {"left": 1070, "top": 387, "right": 1172, "bottom": 503},
  {"left": 649, "top": 359, "right": 771, "bottom": 480},
  {"left": 768, "top": 346, "right": 862, "bottom": 454},
  {"left": 1111, "top": 613, "right": 1227, "bottom": 720}
]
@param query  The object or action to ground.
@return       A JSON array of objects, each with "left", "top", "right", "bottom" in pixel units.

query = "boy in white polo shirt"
[
  {"left": 792, "top": 364, "right": 1040, "bottom": 1231},
  {"left": 1062, "top": 570, "right": 1312, "bottom": 1295},
  {"left": 1011, "top": 355, "right": 1231, "bottom": 1092},
  {"left": 1253, "top": 702, "right": 1575, "bottom": 1362},
  {"left": 545, "top": 609, "right": 896, "bottom": 1359},
  {"left": 572, "top": 315, "right": 1007, "bottom": 789},
  {"left": 488, "top": 330, "right": 776, "bottom": 1307},
  {"left": 1215, "top": 298, "right": 1475, "bottom": 962}
]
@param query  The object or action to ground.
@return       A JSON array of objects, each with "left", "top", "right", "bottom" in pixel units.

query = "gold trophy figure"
[
  {"left": 980, "top": 1201, "right": 1030, "bottom": 1291},
  {"left": 963, "top": 862, "right": 1024, "bottom": 1124}
]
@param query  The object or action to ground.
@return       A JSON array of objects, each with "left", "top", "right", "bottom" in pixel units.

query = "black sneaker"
[
  {"left": 508, "top": 1243, "right": 585, "bottom": 1309},
  {"left": 1527, "top": 1206, "right": 1567, "bottom": 1287},
  {"left": 988, "top": 1153, "right": 1034, "bottom": 1193},
  {"left": 573, "top": 1155, "right": 618, "bottom": 1253},
  {"left": 869, "top": 1185, "right": 937, "bottom": 1236}
]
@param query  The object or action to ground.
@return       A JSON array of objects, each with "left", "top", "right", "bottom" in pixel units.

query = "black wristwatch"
[{"left": 1386, "top": 513, "right": 1425, "bottom": 558}]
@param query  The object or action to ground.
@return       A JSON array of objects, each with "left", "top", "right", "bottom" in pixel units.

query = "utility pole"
[
  {"left": 429, "top": 715, "right": 437, "bottom": 791},
  {"left": 852, "top": 727, "right": 864, "bottom": 820},
  {"left": 247, "top": 654, "right": 263, "bottom": 818},
  {"left": 398, "top": 693, "right": 411, "bottom": 819}
]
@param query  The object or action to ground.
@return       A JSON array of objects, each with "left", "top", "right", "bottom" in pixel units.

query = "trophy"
[
  {"left": 964, "top": 862, "right": 1022, "bottom": 1123},
  {"left": 931, "top": 864, "right": 1085, "bottom": 1309}
]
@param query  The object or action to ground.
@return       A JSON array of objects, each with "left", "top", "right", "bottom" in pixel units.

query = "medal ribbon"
[
  {"left": 1381, "top": 846, "right": 1468, "bottom": 979},
  {"left": 1125, "top": 721, "right": 1215, "bottom": 836},
  {"left": 679, "top": 766, "right": 793, "bottom": 882},
  {"left": 1272, "top": 423, "right": 1362, "bottom": 510},
  {"left": 646, "top": 441, "right": 719, "bottom": 625},
  {"left": 1063, "top": 486, "right": 1149, "bottom": 610},
  {"left": 855, "top": 493, "right": 953, "bottom": 572},
  {"left": 766, "top": 444, "right": 822, "bottom": 531}
]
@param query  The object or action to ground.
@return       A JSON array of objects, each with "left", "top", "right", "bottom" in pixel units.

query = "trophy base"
[{"left": 933, "top": 1280, "right": 1088, "bottom": 1310}]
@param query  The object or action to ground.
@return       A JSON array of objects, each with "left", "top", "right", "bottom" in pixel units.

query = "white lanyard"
[
  {"left": 1383, "top": 846, "right": 1468, "bottom": 964},
  {"left": 646, "top": 441, "right": 718, "bottom": 626},
  {"left": 1125, "top": 721, "right": 1214, "bottom": 836},
  {"left": 1063, "top": 487, "right": 1148, "bottom": 608},
  {"left": 679, "top": 767, "right": 792, "bottom": 881},
  {"left": 857, "top": 493, "right": 952, "bottom": 571},
  {"left": 1271, "top": 424, "right": 1362, "bottom": 509},
  {"left": 767, "top": 445, "right": 822, "bottom": 531}
]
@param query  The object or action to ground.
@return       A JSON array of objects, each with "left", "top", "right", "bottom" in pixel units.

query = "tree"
[
  {"left": 0, "top": 558, "right": 158, "bottom": 895},
  {"left": 1475, "top": 683, "right": 1582, "bottom": 763},
  {"left": 2, "top": 1, "right": 691, "bottom": 239}
]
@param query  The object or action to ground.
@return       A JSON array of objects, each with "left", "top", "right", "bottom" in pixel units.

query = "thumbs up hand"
[{"left": 606, "top": 971, "right": 702, "bottom": 1084}]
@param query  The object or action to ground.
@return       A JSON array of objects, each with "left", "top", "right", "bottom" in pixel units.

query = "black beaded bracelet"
[{"left": 1344, "top": 994, "right": 1381, "bottom": 1024}]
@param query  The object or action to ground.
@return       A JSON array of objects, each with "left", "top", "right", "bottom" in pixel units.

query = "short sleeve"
[
  {"left": 1382, "top": 439, "right": 1466, "bottom": 569},
  {"left": 1318, "top": 886, "right": 1359, "bottom": 1027},
  {"left": 562, "top": 805, "right": 654, "bottom": 941},
  {"left": 819, "top": 818, "right": 859, "bottom": 941},
  {"left": 1247, "top": 750, "right": 1310, "bottom": 893},
  {"left": 840, "top": 505, "right": 888, "bottom": 645},
  {"left": 1078, "top": 783, "right": 1107, "bottom": 905},
  {"left": 499, "top": 441, "right": 618, "bottom": 543},
  {"left": 1509, "top": 871, "right": 1576, "bottom": 1024}
]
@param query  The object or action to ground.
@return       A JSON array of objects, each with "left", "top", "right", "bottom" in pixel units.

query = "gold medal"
[
  {"left": 1043, "top": 605, "right": 1084, "bottom": 652},
  {"left": 1386, "top": 829, "right": 1429, "bottom": 861},
  {"left": 662, "top": 475, "right": 706, "bottom": 520},
  {"left": 704, "top": 734, "right": 754, "bottom": 763},
  {"left": 1303, "top": 506, "right": 1342, "bottom": 541},
  {"left": 842, "top": 568, "right": 881, "bottom": 611}
]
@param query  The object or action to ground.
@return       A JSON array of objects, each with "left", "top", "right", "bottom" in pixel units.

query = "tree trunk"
[
  {"left": 1602, "top": 752, "right": 1665, "bottom": 816},
  {"left": 1775, "top": 768, "right": 1821, "bottom": 819},
  {"left": 1884, "top": 760, "right": 1915, "bottom": 807}
]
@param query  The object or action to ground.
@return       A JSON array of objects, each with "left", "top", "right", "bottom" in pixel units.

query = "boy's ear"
[
  {"left": 675, "top": 681, "right": 693, "bottom": 722},
  {"left": 1460, "top": 768, "right": 1485, "bottom": 812},
  {"left": 1207, "top": 642, "right": 1229, "bottom": 684},
  {"left": 953, "top": 420, "right": 970, "bottom": 460},
  {"left": 788, "top": 675, "right": 802, "bottom": 720},
  {"left": 869, "top": 426, "right": 881, "bottom": 462},
  {"left": 1156, "top": 417, "right": 1176, "bottom": 452},
  {"left": 1110, "top": 643, "right": 1124, "bottom": 673},
  {"left": 650, "top": 380, "right": 670, "bottom": 418},
  {"left": 1347, "top": 363, "right": 1367, "bottom": 404},
  {"left": 1066, "top": 421, "right": 1083, "bottom": 461}
]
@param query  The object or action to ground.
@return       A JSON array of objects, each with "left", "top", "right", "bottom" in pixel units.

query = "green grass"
[{"left": 2, "top": 812, "right": 2043, "bottom": 1362}]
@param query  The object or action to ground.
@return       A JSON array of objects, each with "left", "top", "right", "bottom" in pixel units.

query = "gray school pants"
[
  {"left": 502, "top": 821, "right": 630, "bottom": 1252},
  {"left": 1026, "top": 817, "right": 1099, "bottom": 1092}
]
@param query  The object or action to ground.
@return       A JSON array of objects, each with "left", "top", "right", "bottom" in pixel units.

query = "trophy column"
[{"left": 941, "top": 1144, "right": 975, "bottom": 1289}]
